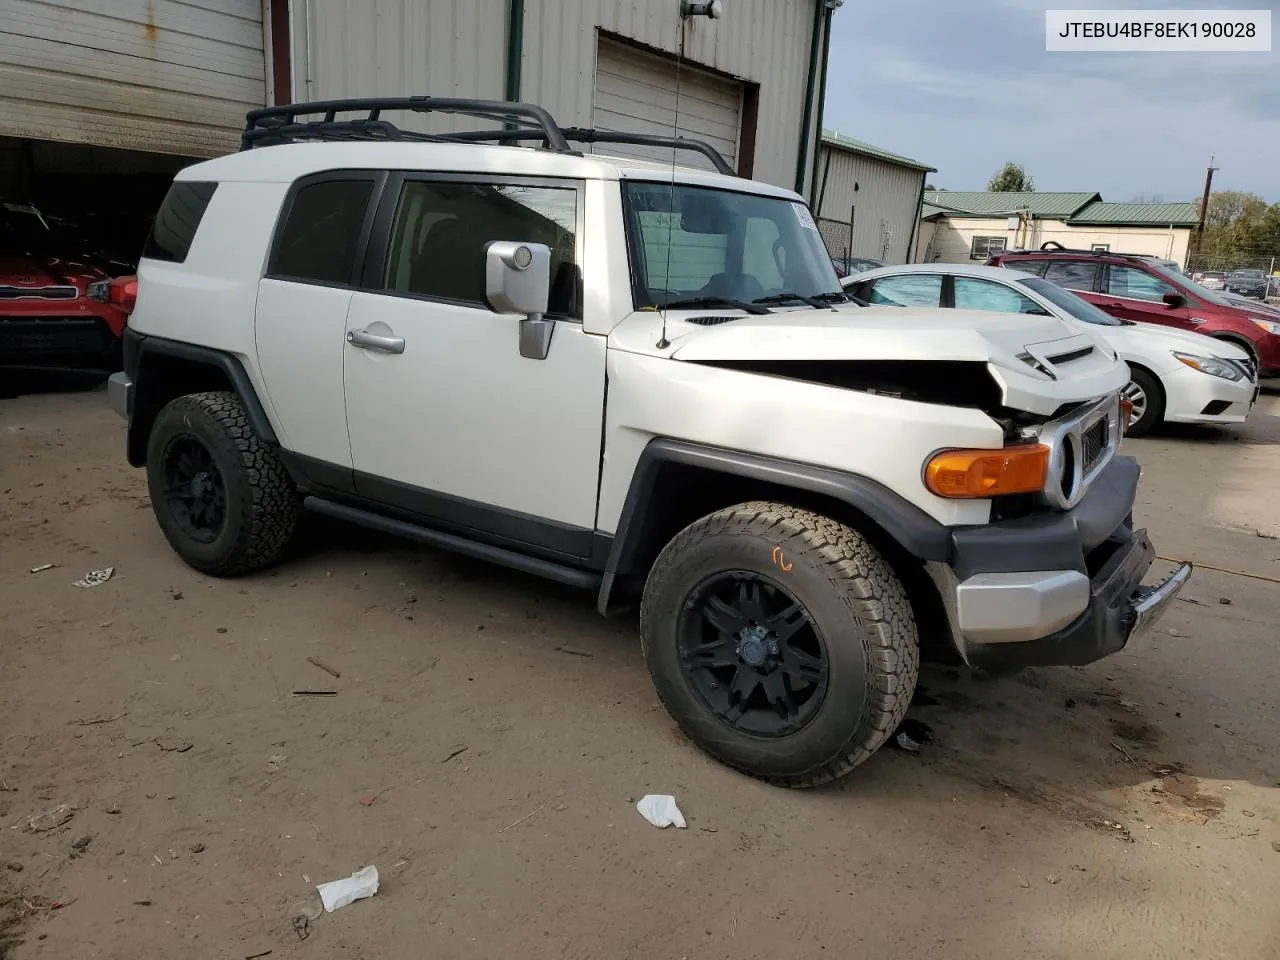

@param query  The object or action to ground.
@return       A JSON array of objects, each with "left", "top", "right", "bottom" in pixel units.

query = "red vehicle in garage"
[{"left": 1, "top": 200, "right": 134, "bottom": 379}]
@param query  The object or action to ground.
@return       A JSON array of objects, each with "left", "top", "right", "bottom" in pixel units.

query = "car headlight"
[
  {"left": 1173, "top": 351, "right": 1243, "bottom": 381},
  {"left": 86, "top": 279, "right": 111, "bottom": 302},
  {"left": 1250, "top": 317, "right": 1280, "bottom": 336}
]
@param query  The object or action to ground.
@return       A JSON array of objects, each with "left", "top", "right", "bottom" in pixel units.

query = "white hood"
[{"left": 614, "top": 305, "right": 1129, "bottom": 416}]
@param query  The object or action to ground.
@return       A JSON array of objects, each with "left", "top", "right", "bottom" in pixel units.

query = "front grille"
[
  {"left": 1082, "top": 418, "right": 1108, "bottom": 472},
  {"left": 1037, "top": 394, "right": 1121, "bottom": 511},
  {"left": 0, "top": 284, "right": 79, "bottom": 300},
  {"left": 0, "top": 316, "right": 113, "bottom": 358}
]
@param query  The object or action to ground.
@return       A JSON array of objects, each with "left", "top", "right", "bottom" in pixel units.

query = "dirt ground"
[{"left": 3, "top": 388, "right": 1280, "bottom": 960}]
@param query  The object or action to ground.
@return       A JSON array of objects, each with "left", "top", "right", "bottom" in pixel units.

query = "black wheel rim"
[
  {"left": 677, "top": 571, "right": 829, "bottom": 738},
  {"left": 160, "top": 436, "right": 227, "bottom": 544}
]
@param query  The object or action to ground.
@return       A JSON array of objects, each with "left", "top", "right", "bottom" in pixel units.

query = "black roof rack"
[
  {"left": 239, "top": 96, "right": 735, "bottom": 175},
  {"left": 998, "top": 241, "right": 1175, "bottom": 265}
]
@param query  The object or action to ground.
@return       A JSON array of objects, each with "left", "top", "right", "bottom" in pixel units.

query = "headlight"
[
  {"left": 1250, "top": 317, "right": 1280, "bottom": 336},
  {"left": 86, "top": 280, "right": 111, "bottom": 302},
  {"left": 1173, "top": 351, "right": 1243, "bottom": 381}
]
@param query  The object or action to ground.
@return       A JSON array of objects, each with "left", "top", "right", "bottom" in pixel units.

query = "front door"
[
  {"left": 342, "top": 174, "right": 606, "bottom": 558},
  {"left": 1099, "top": 263, "right": 1200, "bottom": 332}
]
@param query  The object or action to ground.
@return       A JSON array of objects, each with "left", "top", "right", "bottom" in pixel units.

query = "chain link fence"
[
  {"left": 1185, "top": 250, "right": 1280, "bottom": 301},
  {"left": 817, "top": 216, "right": 852, "bottom": 271}
]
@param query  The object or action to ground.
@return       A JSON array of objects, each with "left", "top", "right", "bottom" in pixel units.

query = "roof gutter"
[
  {"left": 506, "top": 0, "right": 525, "bottom": 102},
  {"left": 807, "top": 5, "right": 835, "bottom": 205},
  {"left": 905, "top": 172, "right": 926, "bottom": 263},
  {"left": 794, "top": 1, "right": 826, "bottom": 194}
]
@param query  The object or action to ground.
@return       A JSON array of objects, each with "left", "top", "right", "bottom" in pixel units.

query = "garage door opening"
[{"left": 592, "top": 35, "right": 755, "bottom": 177}]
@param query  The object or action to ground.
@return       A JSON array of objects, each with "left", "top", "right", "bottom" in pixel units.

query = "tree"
[
  {"left": 987, "top": 162, "right": 1034, "bottom": 193},
  {"left": 1191, "top": 190, "right": 1280, "bottom": 273}
]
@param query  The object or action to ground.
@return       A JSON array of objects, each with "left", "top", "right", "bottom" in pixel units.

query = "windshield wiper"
[
  {"left": 752, "top": 292, "right": 835, "bottom": 310},
  {"left": 659, "top": 296, "right": 771, "bottom": 315}
]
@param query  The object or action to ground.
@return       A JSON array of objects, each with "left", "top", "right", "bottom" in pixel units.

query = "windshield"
[
  {"left": 620, "top": 181, "right": 842, "bottom": 309},
  {"left": 1018, "top": 276, "right": 1125, "bottom": 326},
  {"left": 1232, "top": 269, "right": 1265, "bottom": 279}
]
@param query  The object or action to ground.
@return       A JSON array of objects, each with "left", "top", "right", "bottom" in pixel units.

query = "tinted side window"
[
  {"left": 381, "top": 180, "right": 579, "bottom": 316},
  {"left": 866, "top": 274, "right": 942, "bottom": 307},
  {"left": 953, "top": 277, "right": 1046, "bottom": 314},
  {"left": 142, "top": 182, "right": 218, "bottom": 263},
  {"left": 1042, "top": 260, "right": 1098, "bottom": 292},
  {"left": 270, "top": 180, "right": 374, "bottom": 285},
  {"left": 1000, "top": 260, "right": 1045, "bottom": 277},
  {"left": 1107, "top": 265, "right": 1177, "bottom": 302}
]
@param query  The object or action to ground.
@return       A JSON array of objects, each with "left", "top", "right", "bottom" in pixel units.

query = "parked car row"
[{"left": 1, "top": 199, "right": 138, "bottom": 382}]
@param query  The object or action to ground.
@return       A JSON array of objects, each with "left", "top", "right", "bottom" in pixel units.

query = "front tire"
[
  {"left": 146, "top": 391, "right": 300, "bottom": 576},
  {"left": 640, "top": 501, "right": 919, "bottom": 788},
  {"left": 1123, "top": 367, "right": 1164, "bottom": 438}
]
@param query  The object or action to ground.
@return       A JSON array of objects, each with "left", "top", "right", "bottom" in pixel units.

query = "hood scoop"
[{"left": 686, "top": 315, "right": 739, "bottom": 326}]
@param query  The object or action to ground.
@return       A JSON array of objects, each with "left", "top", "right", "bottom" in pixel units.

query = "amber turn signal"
[
  {"left": 1119, "top": 395, "right": 1134, "bottom": 434},
  {"left": 925, "top": 444, "right": 1050, "bottom": 499}
]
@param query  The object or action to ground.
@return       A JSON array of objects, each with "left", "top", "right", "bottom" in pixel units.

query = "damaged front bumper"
[{"left": 929, "top": 456, "right": 1192, "bottom": 669}]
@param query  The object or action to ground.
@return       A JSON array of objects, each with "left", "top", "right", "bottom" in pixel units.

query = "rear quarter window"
[{"left": 142, "top": 182, "right": 218, "bottom": 263}]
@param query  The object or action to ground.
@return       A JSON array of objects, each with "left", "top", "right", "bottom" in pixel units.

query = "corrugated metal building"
[
  {"left": 0, "top": 0, "right": 268, "bottom": 157},
  {"left": 287, "top": 0, "right": 837, "bottom": 192},
  {"left": 812, "top": 130, "right": 935, "bottom": 267}
]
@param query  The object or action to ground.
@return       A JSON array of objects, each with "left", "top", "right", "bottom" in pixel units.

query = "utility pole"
[{"left": 1193, "top": 156, "right": 1218, "bottom": 270}]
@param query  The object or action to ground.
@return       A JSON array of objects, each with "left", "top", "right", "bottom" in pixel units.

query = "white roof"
[{"left": 178, "top": 141, "right": 802, "bottom": 200}]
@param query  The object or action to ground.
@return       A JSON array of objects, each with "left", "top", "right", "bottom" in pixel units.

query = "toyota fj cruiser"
[{"left": 107, "top": 97, "right": 1190, "bottom": 787}]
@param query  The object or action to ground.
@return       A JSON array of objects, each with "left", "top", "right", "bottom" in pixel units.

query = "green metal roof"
[
  {"left": 821, "top": 130, "right": 936, "bottom": 173},
  {"left": 922, "top": 191, "right": 1100, "bottom": 218},
  {"left": 1066, "top": 201, "right": 1199, "bottom": 226}
]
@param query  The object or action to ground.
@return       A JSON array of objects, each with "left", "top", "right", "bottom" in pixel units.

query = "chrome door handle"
[
  {"left": 346, "top": 328, "right": 405, "bottom": 354},
  {"left": 1189, "top": 317, "right": 1206, "bottom": 325}
]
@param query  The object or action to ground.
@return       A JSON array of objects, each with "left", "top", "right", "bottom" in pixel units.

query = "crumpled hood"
[{"left": 652, "top": 305, "right": 1129, "bottom": 415}]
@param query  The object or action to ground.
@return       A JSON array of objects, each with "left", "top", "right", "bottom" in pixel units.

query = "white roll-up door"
[
  {"left": 592, "top": 36, "right": 743, "bottom": 173},
  {"left": 0, "top": 0, "right": 266, "bottom": 158}
]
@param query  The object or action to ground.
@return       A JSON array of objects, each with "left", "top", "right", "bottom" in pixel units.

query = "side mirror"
[
  {"left": 485, "top": 241, "right": 554, "bottom": 359},
  {"left": 1162, "top": 292, "right": 1186, "bottom": 308}
]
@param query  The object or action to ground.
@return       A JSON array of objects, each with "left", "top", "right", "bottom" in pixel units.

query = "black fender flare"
[
  {"left": 596, "top": 438, "right": 951, "bottom": 614},
  {"left": 125, "top": 331, "right": 278, "bottom": 466}
]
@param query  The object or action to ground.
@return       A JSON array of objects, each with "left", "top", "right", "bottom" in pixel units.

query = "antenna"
[{"left": 657, "top": 12, "right": 692, "bottom": 349}]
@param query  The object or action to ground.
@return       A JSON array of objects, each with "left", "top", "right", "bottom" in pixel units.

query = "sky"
[{"left": 822, "top": 0, "right": 1280, "bottom": 203}]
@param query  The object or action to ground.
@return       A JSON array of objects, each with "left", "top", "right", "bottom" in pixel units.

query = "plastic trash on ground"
[
  {"left": 73, "top": 567, "right": 114, "bottom": 588},
  {"left": 316, "top": 864, "right": 379, "bottom": 912},
  {"left": 636, "top": 794, "right": 686, "bottom": 829}
]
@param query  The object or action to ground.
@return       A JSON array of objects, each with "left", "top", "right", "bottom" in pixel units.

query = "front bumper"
[
  {"left": 1160, "top": 362, "right": 1258, "bottom": 424},
  {"left": 929, "top": 456, "right": 1191, "bottom": 669}
]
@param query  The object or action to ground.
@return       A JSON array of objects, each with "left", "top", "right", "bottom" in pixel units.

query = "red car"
[
  {"left": 988, "top": 244, "right": 1280, "bottom": 378},
  {"left": 1, "top": 201, "right": 133, "bottom": 380}
]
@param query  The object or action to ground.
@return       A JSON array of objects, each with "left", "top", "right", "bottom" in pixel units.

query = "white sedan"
[{"left": 843, "top": 263, "right": 1258, "bottom": 437}]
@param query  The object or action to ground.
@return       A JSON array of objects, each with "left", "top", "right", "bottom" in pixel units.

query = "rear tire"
[
  {"left": 146, "top": 391, "right": 299, "bottom": 576},
  {"left": 640, "top": 501, "right": 919, "bottom": 788},
  {"left": 1123, "top": 367, "right": 1164, "bottom": 438}
]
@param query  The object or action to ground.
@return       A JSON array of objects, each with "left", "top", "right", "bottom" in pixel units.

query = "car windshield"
[
  {"left": 621, "top": 181, "right": 843, "bottom": 309},
  {"left": 1232, "top": 269, "right": 1265, "bottom": 278},
  {"left": 1017, "top": 276, "right": 1125, "bottom": 326}
]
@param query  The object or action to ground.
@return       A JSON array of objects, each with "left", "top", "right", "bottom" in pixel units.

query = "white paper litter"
[
  {"left": 316, "top": 864, "right": 379, "bottom": 912},
  {"left": 73, "top": 567, "right": 114, "bottom": 588},
  {"left": 636, "top": 794, "right": 686, "bottom": 829}
]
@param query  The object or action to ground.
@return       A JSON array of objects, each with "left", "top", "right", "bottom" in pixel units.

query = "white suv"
[{"left": 107, "top": 97, "right": 1190, "bottom": 787}]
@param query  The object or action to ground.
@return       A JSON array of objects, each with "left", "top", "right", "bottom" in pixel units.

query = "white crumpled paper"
[
  {"left": 316, "top": 864, "right": 379, "bottom": 912},
  {"left": 73, "top": 567, "right": 114, "bottom": 588},
  {"left": 635, "top": 794, "right": 686, "bottom": 829}
]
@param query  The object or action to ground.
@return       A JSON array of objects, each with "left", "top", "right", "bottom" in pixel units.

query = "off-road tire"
[
  {"left": 146, "top": 391, "right": 299, "bottom": 577},
  {"left": 640, "top": 501, "right": 919, "bottom": 788},
  {"left": 1124, "top": 367, "right": 1164, "bottom": 438}
]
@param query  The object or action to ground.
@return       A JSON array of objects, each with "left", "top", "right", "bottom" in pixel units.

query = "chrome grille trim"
[
  {"left": 0, "top": 284, "right": 79, "bottom": 301},
  {"left": 1036, "top": 393, "right": 1121, "bottom": 511}
]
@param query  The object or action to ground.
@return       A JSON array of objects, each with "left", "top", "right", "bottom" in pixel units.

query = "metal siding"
[
  {"left": 816, "top": 146, "right": 923, "bottom": 264},
  {"left": 0, "top": 0, "right": 265, "bottom": 157},
  {"left": 296, "top": 0, "right": 818, "bottom": 190}
]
